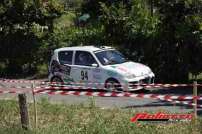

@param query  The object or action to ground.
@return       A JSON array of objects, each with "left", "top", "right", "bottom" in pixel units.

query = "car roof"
[{"left": 54, "top": 46, "right": 114, "bottom": 53}]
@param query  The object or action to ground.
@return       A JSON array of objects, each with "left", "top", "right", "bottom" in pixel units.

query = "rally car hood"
[{"left": 107, "top": 61, "right": 152, "bottom": 77}]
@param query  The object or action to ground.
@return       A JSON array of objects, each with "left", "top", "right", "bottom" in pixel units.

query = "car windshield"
[{"left": 94, "top": 50, "right": 127, "bottom": 65}]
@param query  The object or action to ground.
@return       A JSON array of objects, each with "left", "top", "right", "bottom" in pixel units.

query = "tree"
[
  {"left": 81, "top": 0, "right": 202, "bottom": 82},
  {"left": 0, "top": 0, "right": 63, "bottom": 76},
  {"left": 149, "top": 0, "right": 202, "bottom": 82},
  {"left": 99, "top": 0, "right": 158, "bottom": 62}
]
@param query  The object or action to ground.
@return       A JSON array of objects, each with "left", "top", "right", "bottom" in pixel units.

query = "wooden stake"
[
  {"left": 32, "top": 83, "right": 38, "bottom": 129},
  {"left": 18, "top": 93, "right": 29, "bottom": 130},
  {"left": 193, "top": 81, "right": 197, "bottom": 119}
]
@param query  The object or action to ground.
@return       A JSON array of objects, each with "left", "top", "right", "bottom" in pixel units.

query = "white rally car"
[{"left": 48, "top": 46, "right": 155, "bottom": 91}]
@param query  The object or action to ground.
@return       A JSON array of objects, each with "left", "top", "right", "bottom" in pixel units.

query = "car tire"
[
  {"left": 51, "top": 76, "right": 63, "bottom": 83},
  {"left": 105, "top": 78, "right": 122, "bottom": 92}
]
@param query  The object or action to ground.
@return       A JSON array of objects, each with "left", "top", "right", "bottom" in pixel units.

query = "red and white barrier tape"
[
  {"left": 0, "top": 86, "right": 202, "bottom": 101},
  {"left": 1, "top": 79, "right": 201, "bottom": 88},
  {"left": 0, "top": 85, "right": 105, "bottom": 90},
  {"left": 34, "top": 90, "right": 202, "bottom": 108},
  {"left": 41, "top": 86, "right": 202, "bottom": 100},
  {"left": 157, "top": 97, "right": 202, "bottom": 108},
  {"left": 0, "top": 90, "right": 28, "bottom": 94},
  {"left": 45, "top": 82, "right": 197, "bottom": 88},
  {"left": 128, "top": 93, "right": 202, "bottom": 101},
  {"left": 1, "top": 84, "right": 202, "bottom": 101},
  {"left": 0, "top": 87, "right": 202, "bottom": 107},
  {"left": 0, "top": 84, "right": 198, "bottom": 90},
  {"left": 46, "top": 82, "right": 202, "bottom": 89},
  {"left": 0, "top": 87, "right": 45, "bottom": 94},
  {"left": 0, "top": 85, "right": 48, "bottom": 89},
  {"left": 35, "top": 89, "right": 202, "bottom": 102},
  {"left": 138, "top": 84, "right": 193, "bottom": 88},
  {"left": 0, "top": 79, "right": 42, "bottom": 83},
  {"left": 8, "top": 86, "right": 35, "bottom": 89},
  {"left": 42, "top": 86, "right": 106, "bottom": 90}
]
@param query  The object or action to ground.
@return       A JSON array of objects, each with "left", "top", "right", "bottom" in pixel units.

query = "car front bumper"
[{"left": 122, "top": 73, "right": 155, "bottom": 91}]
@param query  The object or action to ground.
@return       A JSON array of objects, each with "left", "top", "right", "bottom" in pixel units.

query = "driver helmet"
[{"left": 79, "top": 53, "right": 87, "bottom": 63}]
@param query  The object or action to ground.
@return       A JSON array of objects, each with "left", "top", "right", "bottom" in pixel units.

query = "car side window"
[
  {"left": 75, "top": 51, "right": 97, "bottom": 66},
  {"left": 58, "top": 51, "right": 73, "bottom": 65}
]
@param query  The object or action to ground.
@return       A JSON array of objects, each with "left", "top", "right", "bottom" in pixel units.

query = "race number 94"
[{"left": 81, "top": 71, "right": 88, "bottom": 80}]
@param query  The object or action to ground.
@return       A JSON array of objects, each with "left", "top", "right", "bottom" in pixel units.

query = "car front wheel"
[{"left": 105, "top": 79, "right": 121, "bottom": 92}]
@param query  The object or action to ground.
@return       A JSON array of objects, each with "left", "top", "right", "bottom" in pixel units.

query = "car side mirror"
[{"left": 91, "top": 63, "right": 98, "bottom": 67}]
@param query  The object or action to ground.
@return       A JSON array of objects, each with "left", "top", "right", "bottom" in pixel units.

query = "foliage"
[
  {"left": 85, "top": 0, "right": 202, "bottom": 82},
  {"left": 100, "top": 0, "right": 159, "bottom": 60},
  {"left": 0, "top": 0, "right": 202, "bottom": 82},
  {"left": 0, "top": 0, "right": 63, "bottom": 76},
  {"left": 149, "top": 0, "right": 202, "bottom": 82}
]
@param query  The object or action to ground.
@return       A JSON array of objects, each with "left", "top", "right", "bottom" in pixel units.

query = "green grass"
[{"left": 0, "top": 99, "right": 202, "bottom": 134}]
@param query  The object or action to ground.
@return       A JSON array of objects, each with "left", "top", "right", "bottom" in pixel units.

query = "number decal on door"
[{"left": 81, "top": 71, "right": 88, "bottom": 80}]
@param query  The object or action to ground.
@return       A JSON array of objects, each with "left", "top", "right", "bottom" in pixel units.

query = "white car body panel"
[{"left": 48, "top": 46, "right": 155, "bottom": 91}]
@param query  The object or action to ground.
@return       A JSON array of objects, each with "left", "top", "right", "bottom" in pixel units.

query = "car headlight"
[
  {"left": 125, "top": 73, "right": 136, "bottom": 79},
  {"left": 148, "top": 70, "right": 152, "bottom": 74},
  {"left": 147, "top": 68, "right": 153, "bottom": 74},
  {"left": 147, "top": 71, "right": 155, "bottom": 78}
]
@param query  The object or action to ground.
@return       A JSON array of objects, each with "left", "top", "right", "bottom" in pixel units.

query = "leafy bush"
[{"left": 0, "top": 0, "right": 202, "bottom": 82}]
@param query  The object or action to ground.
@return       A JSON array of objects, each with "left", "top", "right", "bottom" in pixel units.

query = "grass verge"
[{"left": 0, "top": 99, "right": 202, "bottom": 134}]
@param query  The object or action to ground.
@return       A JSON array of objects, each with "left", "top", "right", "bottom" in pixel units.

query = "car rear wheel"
[
  {"left": 105, "top": 79, "right": 122, "bottom": 92},
  {"left": 51, "top": 76, "right": 63, "bottom": 83}
]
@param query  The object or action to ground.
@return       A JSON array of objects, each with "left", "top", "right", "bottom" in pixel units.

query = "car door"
[
  {"left": 71, "top": 51, "right": 98, "bottom": 85},
  {"left": 56, "top": 50, "right": 74, "bottom": 82}
]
